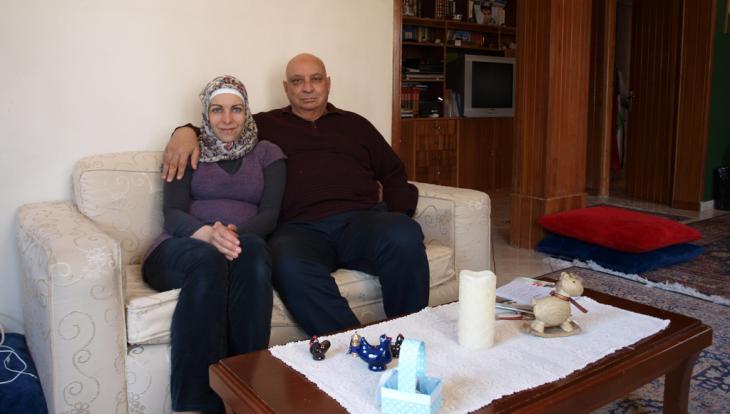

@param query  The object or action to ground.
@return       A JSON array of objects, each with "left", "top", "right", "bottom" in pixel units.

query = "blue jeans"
[
  {"left": 268, "top": 206, "right": 430, "bottom": 336},
  {"left": 142, "top": 234, "right": 273, "bottom": 412}
]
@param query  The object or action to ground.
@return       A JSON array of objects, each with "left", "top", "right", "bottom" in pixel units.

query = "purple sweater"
[{"left": 145, "top": 141, "right": 285, "bottom": 260}]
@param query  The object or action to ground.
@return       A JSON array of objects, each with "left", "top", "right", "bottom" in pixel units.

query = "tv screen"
[
  {"left": 471, "top": 61, "right": 513, "bottom": 109},
  {"left": 446, "top": 54, "right": 515, "bottom": 117}
]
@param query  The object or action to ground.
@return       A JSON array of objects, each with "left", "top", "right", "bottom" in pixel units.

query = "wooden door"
[{"left": 623, "top": 0, "right": 683, "bottom": 204}]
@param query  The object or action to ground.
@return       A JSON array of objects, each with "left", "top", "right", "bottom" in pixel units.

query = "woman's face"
[{"left": 208, "top": 93, "right": 246, "bottom": 142}]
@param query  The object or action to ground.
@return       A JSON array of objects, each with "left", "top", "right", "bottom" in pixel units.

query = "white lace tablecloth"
[{"left": 270, "top": 298, "right": 669, "bottom": 414}]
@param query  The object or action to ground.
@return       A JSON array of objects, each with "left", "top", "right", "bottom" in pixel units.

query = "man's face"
[{"left": 283, "top": 56, "right": 331, "bottom": 119}]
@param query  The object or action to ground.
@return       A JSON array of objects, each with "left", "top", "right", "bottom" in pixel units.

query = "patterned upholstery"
[{"left": 16, "top": 151, "right": 491, "bottom": 414}]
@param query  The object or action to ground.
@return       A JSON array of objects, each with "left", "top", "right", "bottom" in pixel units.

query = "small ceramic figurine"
[
  {"left": 390, "top": 334, "right": 405, "bottom": 358},
  {"left": 528, "top": 272, "right": 587, "bottom": 338},
  {"left": 348, "top": 332, "right": 393, "bottom": 371},
  {"left": 309, "top": 336, "right": 331, "bottom": 361}
]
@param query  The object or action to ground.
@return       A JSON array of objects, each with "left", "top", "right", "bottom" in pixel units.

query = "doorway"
[
  {"left": 609, "top": 0, "right": 632, "bottom": 197},
  {"left": 586, "top": 0, "right": 716, "bottom": 210}
]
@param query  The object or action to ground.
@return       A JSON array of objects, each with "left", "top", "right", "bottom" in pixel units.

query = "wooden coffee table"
[{"left": 209, "top": 286, "right": 711, "bottom": 414}]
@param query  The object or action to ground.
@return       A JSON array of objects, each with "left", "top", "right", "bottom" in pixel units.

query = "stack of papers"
[
  {"left": 494, "top": 277, "right": 555, "bottom": 320},
  {"left": 496, "top": 277, "right": 554, "bottom": 305}
]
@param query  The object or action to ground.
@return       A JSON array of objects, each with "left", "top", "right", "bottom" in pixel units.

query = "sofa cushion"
[
  {"left": 537, "top": 234, "right": 704, "bottom": 274},
  {"left": 73, "top": 152, "right": 164, "bottom": 266},
  {"left": 538, "top": 206, "right": 701, "bottom": 253},
  {"left": 125, "top": 242, "right": 455, "bottom": 345}
]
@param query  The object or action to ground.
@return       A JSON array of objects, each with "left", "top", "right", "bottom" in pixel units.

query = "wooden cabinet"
[
  {"left": 401, "top": 119, "right": 458, "bottom": 186},
  {"left": 400, "top": 117, "right": 512, "bottom": 192}
]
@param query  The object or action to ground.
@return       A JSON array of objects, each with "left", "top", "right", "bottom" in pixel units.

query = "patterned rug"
[
  {"left": 641, "top": 214, "right": 730, "bottom": 302},
  {"left": 589, "top": 203, "right": 691, "bottom": 222},
  {"left": 547, "top": 267, "right": 729, "bottom": 414}
]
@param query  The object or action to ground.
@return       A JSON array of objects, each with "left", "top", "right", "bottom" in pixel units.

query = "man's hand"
[
  {"left": 191, "top": 222, "right": 241, "bottom": 260},
  {"left": 162, "top": 126, "right": 200, "bottom": 182}
]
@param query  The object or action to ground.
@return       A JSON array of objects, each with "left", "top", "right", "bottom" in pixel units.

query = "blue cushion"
[
  {"left": 0, "top": 333, "right": 48, "bottom": 414},
  {"left": 537, "top": 234, "right": 704, "bottom": 274}
]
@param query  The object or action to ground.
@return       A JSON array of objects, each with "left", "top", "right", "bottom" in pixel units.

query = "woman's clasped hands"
[{"left": 192, "top": 221, "right": 241, "bottom": 260}]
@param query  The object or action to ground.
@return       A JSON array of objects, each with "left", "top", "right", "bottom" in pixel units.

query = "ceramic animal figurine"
[
  {"left": 348, "top": 332, "right": 393, "bottom": 371},
  {"left": 309, "top": 336, "right": 331, "bottom": 361},
  {"left": 390, "top": 333, "right": 405, "bottom": 358},
  {"left": 528, "top": 272, "right": 587, "bottom": 337}
]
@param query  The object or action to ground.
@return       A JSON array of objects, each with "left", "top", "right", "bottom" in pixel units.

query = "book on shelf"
[
  {"left": 435, "top": 0, "right": 447, "bottom": 19},
  {"left": 403, "top": 25, "right": 417, "bottom": 41},
  {"left": 453, "top": 90, "right": 463, "bottom": 117},
  {"left": 402, "top": 26, "right": 436, "bottom": 43},
  {"left": 453, "top": 30, "right": 471, "bottom": 42},
  {"left": 403, "top": 74, "right": 444, "bottom": 81},
  {"left": 470, "top": 33, "right": 484, "bottom": 47},
  {"left": 444, "top": 89, "right": 456, "bottom": 118},
  {"left": 405, "top": 65, "right": 443, "bottom": 74},
  {"left": 401, "top": 86, "right": 422, "bottom": 114}
]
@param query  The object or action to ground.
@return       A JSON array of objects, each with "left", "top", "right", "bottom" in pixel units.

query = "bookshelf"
[
  {"left": 400, "top": 0, "right": 516, "bottom": 119},
  {"left": 395, "top": 0, "right": 516, "bottom": 192}
]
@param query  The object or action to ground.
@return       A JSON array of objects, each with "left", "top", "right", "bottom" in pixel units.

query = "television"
[{"left": 446, "top": 54, "right": 515, "bottom": 117}]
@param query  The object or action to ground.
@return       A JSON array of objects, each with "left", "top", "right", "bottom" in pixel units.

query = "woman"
[{"left": 143, "top": 75, "right": 286, "bottom": 414}]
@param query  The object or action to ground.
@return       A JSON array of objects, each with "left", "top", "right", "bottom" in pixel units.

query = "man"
[{"left": 162, "top": 53, "right": 429, "bottom": 336}]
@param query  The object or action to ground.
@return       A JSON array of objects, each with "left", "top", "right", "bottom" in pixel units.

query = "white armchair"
[{"left": 16, "top": 151, "right": 490, "bottom": 414}]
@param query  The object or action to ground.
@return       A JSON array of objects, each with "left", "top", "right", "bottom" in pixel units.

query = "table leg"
[{"left": 663, "top": 351, "right": 701, "bottom": 414}]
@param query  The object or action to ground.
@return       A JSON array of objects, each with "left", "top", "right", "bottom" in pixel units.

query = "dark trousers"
[
  {"left": 142, "top": 234, "right": 273, "bottom": 412},
  {"left": 268, "top": 206, "right": 430, "bottom": 336}
]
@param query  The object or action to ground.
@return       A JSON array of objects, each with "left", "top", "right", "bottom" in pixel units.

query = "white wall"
[{"left": 0, "top": 0, "right": 394, "bottom": 332}]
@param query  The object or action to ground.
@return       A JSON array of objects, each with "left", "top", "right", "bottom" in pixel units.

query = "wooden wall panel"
[
  {"left": 513, "top": 0, "right": 592, "bottom": 198},
  {"left": 585, "top": 0, "right": 615, "bottom": 196},
  {"left": 672, "top": 0, "right": 716, "bottom": 210},
  {"left": 458, "top": 118, "right": 513, "bottom": 192},
  {"left": 624, "top": 0, "right": 682, "bottom": 204},
  {"left": 511, "top": 0, "right": 592, "bottom": 248},
  {"left": 545, "top": 0, "right": 592, "bottom": 197},
  {"left": 496, "top": 118, "right": 514, "bottom": 190},
  {"left": 512, "top": 0, "right": 551, "bottom": 197}
]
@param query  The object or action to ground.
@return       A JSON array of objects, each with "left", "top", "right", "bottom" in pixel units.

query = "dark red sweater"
[{"left": 190, "top": 104, "right": 418, "bottom": 223}]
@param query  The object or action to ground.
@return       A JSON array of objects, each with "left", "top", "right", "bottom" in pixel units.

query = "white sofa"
[{"left": 16, "top": 151, "right": 491, "bottom": 414}]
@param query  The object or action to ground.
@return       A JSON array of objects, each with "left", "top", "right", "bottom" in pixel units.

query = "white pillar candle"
[{"left": 457, "top": 269, "right": 496, "bottom": 349}]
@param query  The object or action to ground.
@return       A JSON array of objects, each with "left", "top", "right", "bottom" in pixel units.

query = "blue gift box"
[{"left": 379, "top": 339, "right": 443, "bottom": 414}]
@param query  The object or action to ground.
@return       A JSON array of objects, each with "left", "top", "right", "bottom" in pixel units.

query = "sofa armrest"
[
  {"left": 16, "top": 201, "right": 128, "bottom": 414},
  {"left": 412, "top": 182, "right": 491, "bottom": 274}
]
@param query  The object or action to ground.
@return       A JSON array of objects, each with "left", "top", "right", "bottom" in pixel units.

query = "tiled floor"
[{"left": 489, "top": 191, "right": 728, "bottom": 287}]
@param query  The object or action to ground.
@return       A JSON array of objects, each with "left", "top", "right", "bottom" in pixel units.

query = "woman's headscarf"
[{"left": 198, "top": 75, "right": 258, "bottom": 162}]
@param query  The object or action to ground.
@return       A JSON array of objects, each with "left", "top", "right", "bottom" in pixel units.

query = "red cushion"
[{"left": 538, "top": 206, "right": 701, "bottom": 253}]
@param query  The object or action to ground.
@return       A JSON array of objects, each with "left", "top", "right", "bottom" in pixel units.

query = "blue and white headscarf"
[{"left": 198, "top": 75, "right": 258, "bottom": 162}]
